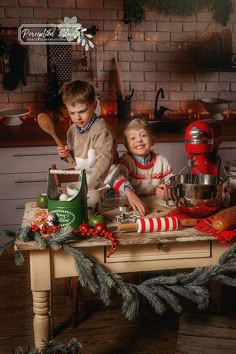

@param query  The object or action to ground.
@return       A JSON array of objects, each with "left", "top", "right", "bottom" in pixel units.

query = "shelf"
[{"left": 207, "top": 66, "right": 236, "bottom": 72}]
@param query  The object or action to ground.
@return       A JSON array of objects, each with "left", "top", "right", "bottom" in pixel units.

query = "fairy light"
[{"left": 144, "top": 23, "right": 211, "bottom": 50}]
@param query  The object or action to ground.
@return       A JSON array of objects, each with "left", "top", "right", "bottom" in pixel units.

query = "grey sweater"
[{"left": 67, "top": 118, "right": 118, "bottom": 189}]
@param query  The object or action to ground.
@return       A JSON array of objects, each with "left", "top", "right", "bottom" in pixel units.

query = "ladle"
[{"left": 37, "top": 113, "right": 75, "bottom": 166}]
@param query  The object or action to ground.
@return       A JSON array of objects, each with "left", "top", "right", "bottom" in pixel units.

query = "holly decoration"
[{"left": 73, "top": 223, "right": 117, "bottom": 258}]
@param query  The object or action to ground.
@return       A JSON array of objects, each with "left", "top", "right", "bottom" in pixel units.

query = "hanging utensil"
[
  {"left": 113, "top": 57, "right": 125, "bottom": 100},
  {"left": 37, "top": 113, "right": 75, "bottom": 166}
]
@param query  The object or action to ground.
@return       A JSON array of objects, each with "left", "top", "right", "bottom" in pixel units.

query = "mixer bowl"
[{"left": 167, "top": 174, "right": 226, "bottom": 217}]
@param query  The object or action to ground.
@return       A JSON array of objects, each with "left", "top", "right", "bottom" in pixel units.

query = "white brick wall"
[{"left": 0, "top": 1, "right": 236, "bottom": 117}]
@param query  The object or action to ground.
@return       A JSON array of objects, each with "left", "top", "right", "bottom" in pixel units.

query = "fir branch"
[
  {"left": 212, "top": 274, "right": 236, "bottom": 287},
  {"left": 17, "top": 226, "right": 33, "bottom": 242},
  {"left": 63, "top": 244, "right": 99, "bottom": 293},
  {"left": 93, "top": 263, "right": 115, "bottom": 305},
  {"left": 15, "top": 250, "right": 25, "bottom": 266},
  {"left": 0, "top": 238, "right": 15, "bottom": 255},
  {"left": 153, "top": 285, "right": 182, "bottom": 313},
  {"left": 49, "top": 225, "right": 74, "bottom": 243},
  {"left": 218, "top": 242, "right": 236, "bottom": 265},
  {"left": 168, "top": 284, "right": 209, "bottom": 311},
  {"left": 137, "top": 284, "right": 166, "bottom": 315},
  {"left": 120, "top": 286, "right": 140, "bottom": 320},
  {"left": 34, "top": 234, "right": 48, "bottom": 249}
]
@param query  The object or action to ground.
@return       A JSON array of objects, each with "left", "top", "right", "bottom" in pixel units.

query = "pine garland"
[
  {"left": 13, "top": 337, "right": 82, "bottom": 353},
  {"left": 1, "top": 225, "right": 236, "bottom": 320},
  {"left": 124, "top": 0, "right": 233, "bottom": 26}
]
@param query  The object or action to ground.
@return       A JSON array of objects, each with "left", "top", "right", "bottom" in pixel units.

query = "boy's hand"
[
  {"left": 155, "top": 184, "right": 167, "bottom": 200},
  {"left": 57, "top": 145, "right": 70, "bottom": 158},
  {"left": 125, "top": 188, "right": 146, "bottom": 216}
]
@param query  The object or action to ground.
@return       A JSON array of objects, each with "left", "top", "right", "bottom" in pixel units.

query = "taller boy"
[{"left": 56, "top": 80, "right": 118, "bottom": 189}]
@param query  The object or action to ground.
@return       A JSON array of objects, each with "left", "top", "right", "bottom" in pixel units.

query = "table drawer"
[{"left": 105, "top": 241, "right": 212, "bottom": 263}]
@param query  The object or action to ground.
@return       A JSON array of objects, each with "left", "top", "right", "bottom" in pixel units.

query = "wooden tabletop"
[{"left": 15, "top": 198, "right": 215, "bottom": 251}]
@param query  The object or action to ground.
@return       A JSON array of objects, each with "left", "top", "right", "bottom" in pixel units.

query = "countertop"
[{"left": 0, "top": 115, "right": 236, "bottom": 148}]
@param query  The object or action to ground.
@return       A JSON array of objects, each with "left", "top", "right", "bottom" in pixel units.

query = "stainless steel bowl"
[
  {"left": 199, "top": 98, "right": 231, "bottom": 114},
  {"left": 167, "top": 174, "right": 226, "bottom": 217}
]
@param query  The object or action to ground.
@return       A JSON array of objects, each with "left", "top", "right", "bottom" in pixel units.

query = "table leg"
[
  {"left": 30, "top": 250, "right": 52, "bottom": 350},
  {"left": 32, "top": 290, "right": 50, "bottom": 350}
]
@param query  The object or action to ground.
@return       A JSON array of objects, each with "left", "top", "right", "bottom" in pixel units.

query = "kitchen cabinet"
[
  {"left": 0, "top": 146, "right": 68, "bottom": 231},
  {"left": 218, "top": 141, "right": 236, "bottom": 165}
]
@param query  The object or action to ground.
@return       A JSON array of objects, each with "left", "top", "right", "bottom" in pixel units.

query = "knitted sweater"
[
  {"left": 67, "top": 118, "right": 118, "bottom": 189},
  {"left": 113, "top": 151, "right": 173, "bottom": 196}
]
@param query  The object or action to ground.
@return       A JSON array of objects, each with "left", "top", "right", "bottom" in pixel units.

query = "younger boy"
[
  {"left": 49, "top": 80, "right": 118, "bottom": 190},
  {"left": 113, "top": 118, "right": 173, "bottom": 215}
]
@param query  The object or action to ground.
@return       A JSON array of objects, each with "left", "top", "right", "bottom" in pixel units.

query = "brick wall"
[{"left": 1, "top": 0, "right": 236, "bottom": 117}]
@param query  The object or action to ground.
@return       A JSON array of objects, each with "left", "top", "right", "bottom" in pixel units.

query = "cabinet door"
[
  {"left": 0, "top": 198, "right": 34, "bottom": 229},
  {"left": 171, "top": 143, "right": 186, "bottom": 174},
  {"left": 0, "top": 172, "right": 48, "bottom": 199},
  {"left": 153, "top": 143, "right": 173, "bottom": 166},
  {"left": 218, "top": 141, "right": 236, "bottom": 165},
  {"left": 153, "top": 142, "right": 186, "bottom": 174},
  {"left": 0, "top": 147, "right": 69, "bottom": 173}
]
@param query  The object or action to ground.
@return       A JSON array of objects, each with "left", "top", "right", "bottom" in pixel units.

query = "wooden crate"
[{"left": 176, "top": 314, "right": 236, "bottom": 354}]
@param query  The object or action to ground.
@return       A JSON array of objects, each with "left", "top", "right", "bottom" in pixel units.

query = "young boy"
[
  {"left": 113, "top": 118, "right": 173, "bottom": 215},
  {"left": 53, "top": 80, "right": 118, "bottom": 190}
]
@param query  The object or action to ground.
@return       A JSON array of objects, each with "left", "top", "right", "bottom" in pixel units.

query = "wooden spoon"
[{"left": 37, "top": 113, "right": 75, "bottom": 166}]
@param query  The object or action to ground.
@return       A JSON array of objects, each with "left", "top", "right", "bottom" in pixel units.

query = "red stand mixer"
[
  {"left": 167, "top": 119, "right": 227, "bottom": 217},
  {"left": 184, "top": 119, "right": 222, "bottom": 176}
]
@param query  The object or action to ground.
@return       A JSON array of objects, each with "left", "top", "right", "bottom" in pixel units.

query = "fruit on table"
[
  {"left": 88, "top": 214, "right": 106, "bottom": 227},
  {"left": 36, "top": 193, "right": 48, "bottom": 209}
]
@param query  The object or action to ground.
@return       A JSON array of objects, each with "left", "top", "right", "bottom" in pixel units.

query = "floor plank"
[{"left": 176, "top": 314, "right": 236, "bottom": 354}]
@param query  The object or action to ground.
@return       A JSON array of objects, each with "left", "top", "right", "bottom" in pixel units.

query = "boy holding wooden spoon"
[
  {"left": 113, "top": 118, "right": 174, "bottom": 216},
  {"left": 57, "top": 80, "right": 118, "bottom": 190}
]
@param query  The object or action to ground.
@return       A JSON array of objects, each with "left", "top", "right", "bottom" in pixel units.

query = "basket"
[{"left": 47, "top": 167, "right": 88, "bottom": 229}]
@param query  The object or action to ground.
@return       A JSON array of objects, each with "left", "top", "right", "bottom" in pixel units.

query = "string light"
[{"left": 144, "top": 23, "right": 211, "bottom": 50}]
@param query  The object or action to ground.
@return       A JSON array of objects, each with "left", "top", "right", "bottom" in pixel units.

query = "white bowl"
[{"left": 67, "top": 182, "right": 81, "bottom": 197}]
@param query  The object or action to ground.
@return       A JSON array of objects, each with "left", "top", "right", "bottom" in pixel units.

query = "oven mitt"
[{"left": 3, "top": 42, "right": 28, "bottom": 91}]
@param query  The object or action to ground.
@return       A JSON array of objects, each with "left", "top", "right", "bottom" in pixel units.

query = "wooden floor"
[
  {"left": 1, "top": 250, "right": 236, "bottom": 354},
  {"left": 176, "top": 314, "right": 236, "bottom": 354}
]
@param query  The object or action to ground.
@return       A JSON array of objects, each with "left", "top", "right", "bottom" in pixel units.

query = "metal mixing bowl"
[
  {"left": 199, "top": 98, "right": 231, "bottom": 114},
  {"left": 167, "top": 174, "right": 226, "bottom": 217}
]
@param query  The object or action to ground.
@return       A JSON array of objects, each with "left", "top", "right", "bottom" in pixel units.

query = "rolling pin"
[
  {"left": 118, "top": 216, "right": 197, "bottom": 233},
  {"left": 113, "top": 57, "right": 125, "bottom": 100}
]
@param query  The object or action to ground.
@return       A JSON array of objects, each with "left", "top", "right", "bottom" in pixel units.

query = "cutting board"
[{"left": 102, "top": 196, "right": 172, "bottom": 223}]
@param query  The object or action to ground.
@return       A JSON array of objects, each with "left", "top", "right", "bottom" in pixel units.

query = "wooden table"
[{"left": 16, "top": 201, "right": 226, "bottom": 350}]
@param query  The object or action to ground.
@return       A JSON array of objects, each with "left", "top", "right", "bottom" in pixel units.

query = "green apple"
[
  {"left": 36, "top": 193, "right": 48, "bottom": 209},
  {"left": 88, "top": 214, "right": 106, "bottom": 227}
]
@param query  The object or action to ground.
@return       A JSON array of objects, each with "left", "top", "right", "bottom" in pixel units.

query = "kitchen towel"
[
  {"left": 28, "top": 45, "right": 47, "bottom": 74},
  {"left": 194, "top": 216, "right": 236, "bottom": 246}
]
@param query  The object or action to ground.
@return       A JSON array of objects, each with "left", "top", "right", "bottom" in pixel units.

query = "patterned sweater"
[
  {"left": 113, "top": 151, "right": 173, "bottom": 196},
  {"left": 67, "top": 118, "right": 118, "bottom": 189}
]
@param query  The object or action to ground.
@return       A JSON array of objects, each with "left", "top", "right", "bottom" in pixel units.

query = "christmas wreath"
[{"left": 1, "top": 209, "right": 236, "bottom": 320}]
